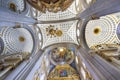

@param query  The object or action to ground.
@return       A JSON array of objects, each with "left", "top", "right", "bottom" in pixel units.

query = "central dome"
[
  {"left": 40, "top": 0, "right": 59, "bottom": 4},
  {"left": 27, "top": 0, "right": 74, "bottom": 13}
]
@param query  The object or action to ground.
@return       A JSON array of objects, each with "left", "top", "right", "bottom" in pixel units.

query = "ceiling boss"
[
  {"left": 27, "top": 0, "right": 74, "bottom": 13},
  {"left": 46, "top": 25, "right": 63, "bottom": 38}
]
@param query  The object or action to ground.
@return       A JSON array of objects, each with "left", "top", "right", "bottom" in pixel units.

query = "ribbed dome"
[
  {"left": 1, "top": 27, "right": 33, "bottom": 54},
  {"left": 85, "top": 13, "right": 120, "bottom": 48}
]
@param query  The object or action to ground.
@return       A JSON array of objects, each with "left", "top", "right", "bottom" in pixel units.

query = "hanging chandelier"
[{"left": 27, "top": 0, "right": 74, "bottom": 13}]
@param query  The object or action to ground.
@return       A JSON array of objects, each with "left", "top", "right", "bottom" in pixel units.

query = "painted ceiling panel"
[{"left": 38, "top": 20, "right": 78, "bottom": 48}]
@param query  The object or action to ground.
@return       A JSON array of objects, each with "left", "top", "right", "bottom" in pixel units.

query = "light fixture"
[
  {"left": 81, "top": 67, "right": 86, "bottom": 80},
  {"left": 75, "top": 56, "right": 78, "bottom": 64},
  {"left": 59, "top": 48, "right": 64, "bottom": 52}
]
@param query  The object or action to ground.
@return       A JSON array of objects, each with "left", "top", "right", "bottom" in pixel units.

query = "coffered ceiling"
[{"left": 38, "top": 20, "right": 79, "bottom": 48}]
